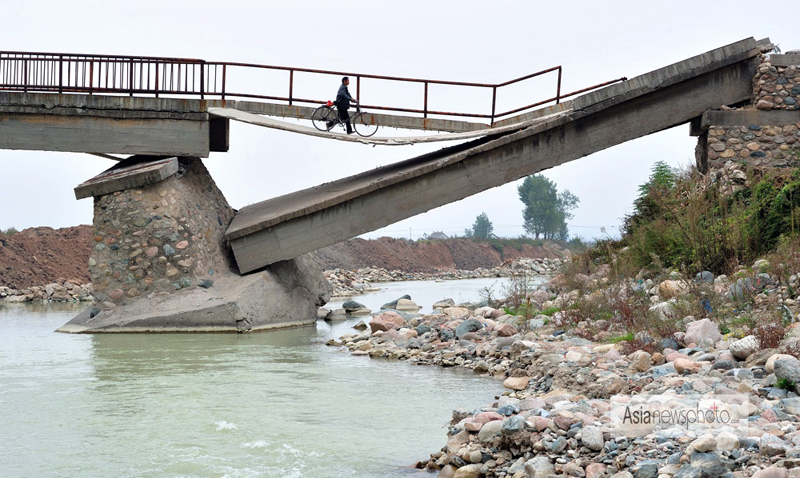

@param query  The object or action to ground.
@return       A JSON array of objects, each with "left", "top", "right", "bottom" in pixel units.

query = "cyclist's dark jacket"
[{"left": 336, "top": 84, "right": 353, "bottom": 108}]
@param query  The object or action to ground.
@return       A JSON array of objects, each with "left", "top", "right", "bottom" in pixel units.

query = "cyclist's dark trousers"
[{"left": 336, "top": 103, "right": 352, "bottom": 134}]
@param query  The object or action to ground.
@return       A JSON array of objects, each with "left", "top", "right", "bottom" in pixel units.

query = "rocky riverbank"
[
  {"left": 326, "top": 259, "right": 800, "bottom": 477},
  {"left": 325, "top": 257, "right": 563, "bottom": 299},
  {"left": 0, "top": 279, "right": 94, "bottom": 303}
]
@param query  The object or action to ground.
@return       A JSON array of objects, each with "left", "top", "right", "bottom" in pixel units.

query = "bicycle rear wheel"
[
  {"left": 311, "top": 106, "right": 337, "bottom": 131},
  {"left": 353, "top": 112, "right": 379, "bottom": 137}
]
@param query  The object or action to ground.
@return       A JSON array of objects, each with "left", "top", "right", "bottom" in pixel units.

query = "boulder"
[
  {"left": 630, "top": 350, "right": 651, "bottom": 372},
  {"left": 659, "top": 280, "right": 688, "bottom": 299},
  {"left": 395, "top": 298, "right": 420, "bottom": 312},
  {"left": 752, "top": 467, "right": 789, "bottom": 478},
  {"left": 477, "top": 420, "right": 503, "bottom": 442},
  {"left": 495, "top": 323, "right": 518, "bottom": 337},
  {"left": 455, "top": 318, "right": 483, "bottom": 338},
  {"left": 453, "top": 464, "right": 482, "bottom": 478},
  {"left": 695, "top": 271, "right": 714, "bottom": 283},
  {"left": 715, "top": 431, "right": 740, "bottom": 452},
  {"left": 443, "top": 306, "right": 471, "bottom": 318},
  {"left": 774, "top": 357, "right": 800, "bottom": 386},
  {"left": 324, "top": 308, "right": 347, "bottom": 321},
  {"left": 503, "top": 376, "right": 530, "bottom": 390},
  {"left": 342, "top": 300, "right": 367, "bottom": 311},
  {"left": 729, "top": 335, "right": 759, "bottom": 360},
  {"left": 691, "top": 434, "right": 717, "bottom": 453},
  {"left": 380, "top": 295, "right": 410, "bottom": 310},
  {"left": 767, "top": 354, "right": 796, "bottom": 374},
  {"left": 432, "top": 298, "right": 455, "bottom": 309},
  {"left": 582, "top": 426, "right": 604, "bottom": 451},
  {"left": 369, "top": 311, "right": 406, "bottom": 332},
  {"left": 684, "top": 318, "right": 722, "bottom": 345},
  {"left": 525, "top": 456, "right": 555, "bottom": 478},
  {"left": 674, "top": 358, "right": 701, "bottom": 374}
]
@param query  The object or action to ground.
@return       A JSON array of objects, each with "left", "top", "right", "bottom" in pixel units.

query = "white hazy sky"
[{"left": 0, "top": 1, "right": 795, "bottom": 241}]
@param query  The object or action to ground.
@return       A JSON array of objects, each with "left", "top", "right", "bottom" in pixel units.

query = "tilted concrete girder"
[{"left": 225, "top": 37, "right": 767, "bottom": 274}]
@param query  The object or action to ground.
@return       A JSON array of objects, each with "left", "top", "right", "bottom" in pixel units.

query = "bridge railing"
[{"left": 0, "top": 51, "right": 625, "bottom": 125}]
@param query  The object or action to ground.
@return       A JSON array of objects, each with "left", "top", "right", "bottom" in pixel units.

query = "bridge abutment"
[
  {"left": 58, "top": 156, "right": 331, "bottom": 333},
  {"left": 695, "top": 51, "right": 800, "bottom": 174}
]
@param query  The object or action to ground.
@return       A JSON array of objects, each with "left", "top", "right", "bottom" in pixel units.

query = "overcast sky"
[{"left": 0, "top": 1, "right": 795, "bottom": 241}]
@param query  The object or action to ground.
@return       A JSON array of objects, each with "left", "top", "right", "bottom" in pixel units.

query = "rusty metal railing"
[{"left": 0, "top": 51, "right": 626, "bottom": 125}]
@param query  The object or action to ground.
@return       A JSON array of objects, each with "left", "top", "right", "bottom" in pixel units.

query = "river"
[{"left": 0, "top": 277, "right": 519, "bottom": 478}]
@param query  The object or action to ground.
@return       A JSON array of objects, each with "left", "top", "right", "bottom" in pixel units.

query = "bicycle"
[{"left": 311, "top": 101, "right": 379, "bottom": 137}]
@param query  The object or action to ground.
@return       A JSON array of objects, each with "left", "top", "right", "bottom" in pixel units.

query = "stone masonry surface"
[
  {"left": 754, "top": 54, "right": 800, "bottom": 111},
  {"left": 705, "top": 53, "right": 800, "bottom": 170},
  {"left": 88, "top": 157, "right": 235, "bottom": 309}
]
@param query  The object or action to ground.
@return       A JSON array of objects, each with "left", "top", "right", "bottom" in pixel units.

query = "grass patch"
[{"left": 606, "top": 332, "right": 634, "bottom": 344}]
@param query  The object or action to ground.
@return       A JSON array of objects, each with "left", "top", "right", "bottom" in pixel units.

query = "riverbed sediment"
[{"left": 328, "top": 258, "right": 800, "bottom": 477}]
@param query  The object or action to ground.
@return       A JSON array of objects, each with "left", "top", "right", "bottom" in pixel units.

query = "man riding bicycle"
[{"left": 333, "top": 76, "right": 358, "bottom": 134}]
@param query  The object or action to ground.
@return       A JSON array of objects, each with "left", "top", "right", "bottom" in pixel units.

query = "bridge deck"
[
  {"left": 208, "top": 106, "right": 568, "bottom": 146},
  {"left": 225, "top": 37, "right": 769, "bottom": 273}
]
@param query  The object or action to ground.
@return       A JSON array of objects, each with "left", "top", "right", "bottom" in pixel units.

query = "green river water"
[{"left": 0, "top": 278, "right": 514, "bottom": 478}]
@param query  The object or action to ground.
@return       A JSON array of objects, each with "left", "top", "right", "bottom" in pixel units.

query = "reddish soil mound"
[
  {"left": 312, "top": 237, "right": 566, "bottom": 272},
  {"left": 0, "top": 226, "right": 566, "bottom": 289},
  {"left": 0, "top": 226, "right": 92, "bottom": 289}
]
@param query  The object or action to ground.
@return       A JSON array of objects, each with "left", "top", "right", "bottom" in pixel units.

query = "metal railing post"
[
  {"left": 129, "top": 58, "right": 134, "bottom": 96},
  {"left": 221, "top": 64, "right": 226, "bottom": 100},
  {"left": 424, "top": 81, "right": 428, "bottom": 118},
  {"left": 491, "top": 86, "right": 497, "bottom": 126},
  {"left": 200, "top": 62, "right": 205, "bottom": 99},
  {"left": 556, "top": 67, "right": 562, "bottom": 104},
  {"left": 58, "top": 55, "right": 63, "bottom": 94},
  {"left": 356, "top": 75, "right": 360, "bottom": 104},
  {"left": 23, "top": 59, "right": 27, "bottom": 92},
  {"left": 289, "top": 69, "right": 293, "bottom": 105}
]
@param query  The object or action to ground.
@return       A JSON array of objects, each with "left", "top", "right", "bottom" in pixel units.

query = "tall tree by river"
[{"left": 517, "top": 175, "right": 579, "bottom": 240}]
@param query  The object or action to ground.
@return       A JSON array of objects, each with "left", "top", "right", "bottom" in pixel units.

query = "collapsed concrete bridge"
[{"left": 0, "top": 36, "right": 792, "bottom": 332}]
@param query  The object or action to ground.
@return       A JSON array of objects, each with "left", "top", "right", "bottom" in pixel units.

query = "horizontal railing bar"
[
  {"left": 494, "top": 66, "right": 561, "bottom": 87},
  {"left": 0, "top": 50, "right": 205, "bottom": 63},
  {"left": 493, "top": 77, "right": 628, "bottom": 119},
  {"left": 0, "top": 50, "right": 628, "bottom": 125}
]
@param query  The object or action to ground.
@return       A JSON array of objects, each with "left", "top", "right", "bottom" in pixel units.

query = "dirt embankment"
[
  {"left": 0, "top": 226, "right": 567, "bottom": 289},
  {"left": 311, "top": 237, "right": 568, "bottom": 272},
  {"left": 0, "top": 226, "right": 93, "bottom": 289}
]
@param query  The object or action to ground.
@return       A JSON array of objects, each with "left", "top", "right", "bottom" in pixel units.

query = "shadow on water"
[{"left": 88, "top": 325, "right": 321, "bottom": 382}]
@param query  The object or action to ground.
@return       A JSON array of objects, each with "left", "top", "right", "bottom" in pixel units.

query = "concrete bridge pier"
[{"left": 58, "top": 156, "right": 331, "bottom": 333}]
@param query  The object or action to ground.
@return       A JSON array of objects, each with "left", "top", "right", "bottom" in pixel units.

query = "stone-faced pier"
[{"left": 58, "top": 156, "right": 331, "bottom": 332}]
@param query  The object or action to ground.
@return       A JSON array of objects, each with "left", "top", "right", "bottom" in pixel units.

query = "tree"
[
  {"left": 625, "top": 161, "right": 675, "bottom": 232},
  {"left": 517, "top": 175, "right": 579, "bottom": 240},
  {"left": 465, "top": 212, "right": 494, "bottom": 239}
]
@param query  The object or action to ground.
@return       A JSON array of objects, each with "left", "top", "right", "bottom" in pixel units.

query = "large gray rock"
[
  {"left": 689, "top": 451, "right": 732, "bottom": 477},
  {"left": 455, "top": 318, "right": 483, "bottom": 339},
  {"left": 477, "top": 420, "right": 503, "bottom": 442},
  {"left": 381, "top": 295, "right": 411, "bottom": 310},
  {"left": 695, "top": 271, "right": 714, "bottom": 283},
  {"left": 525, "top": 456, "right": 555, "bottom": 477},
  {"left": 729, "top": 335, "right": 759, "bottom": 360},
  {"left": 684, "top": 318, "right": 722, "bottom": 345},
  {"left": 582, "top": 426, "right": 604, "bottom": 451},
  {"left": 774, "top": 357, "right": 800, "bottom": 387}
]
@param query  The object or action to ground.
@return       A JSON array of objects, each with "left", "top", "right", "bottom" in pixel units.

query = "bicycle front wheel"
[
  {"left": 353, "top": 112, "right": 379, "bottom": 137},
  {"left": 311, "top": 106, "right": 337, "bottom": 131}
]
